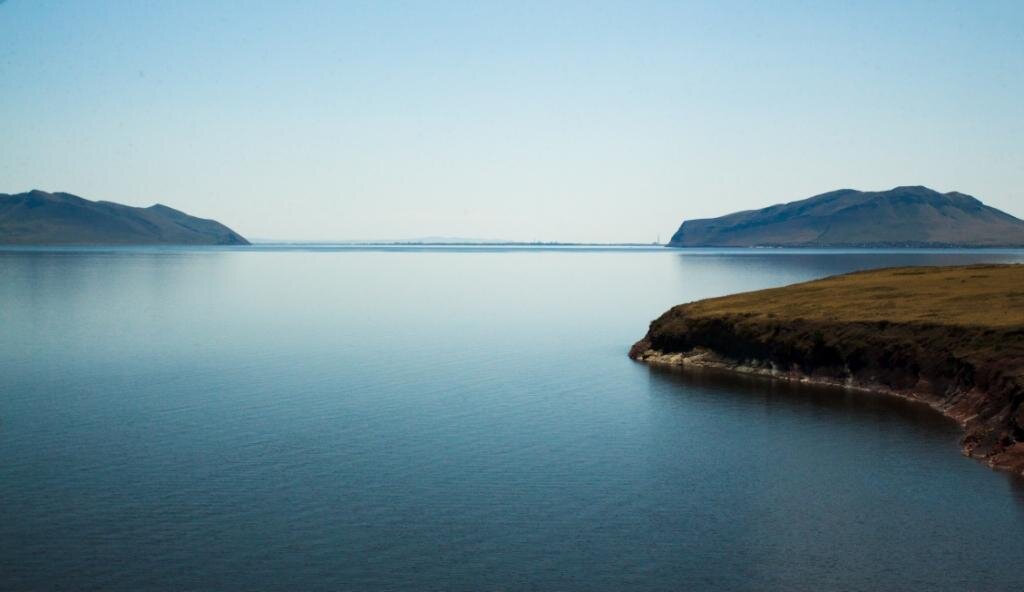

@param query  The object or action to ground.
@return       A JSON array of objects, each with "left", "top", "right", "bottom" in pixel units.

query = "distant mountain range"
[
  {"left": 0, "top": 190, "right": 249, "bottom": 245},
  {"left": 668, "top": 186, "right": 1024, "bottom": 248}
]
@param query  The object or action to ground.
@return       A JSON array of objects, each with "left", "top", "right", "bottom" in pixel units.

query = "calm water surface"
[{"left": 2, "top": 246, "right": 1024, "bottom": 591}]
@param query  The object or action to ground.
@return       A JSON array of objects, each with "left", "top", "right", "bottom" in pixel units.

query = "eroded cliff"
[{"left": 630, "top": 265, "right": 1024, "bottom": 474}]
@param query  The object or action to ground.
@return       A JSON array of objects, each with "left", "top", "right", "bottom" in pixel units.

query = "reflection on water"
[
  {"left": 664, "top": 249, "right": 1024, "bottom": 304},
  {"left": 646, "top": 361, "right": 960, "bottom": 436},
  {"left": 1, "top": 246, "right": 1024, "bottom": 591}
]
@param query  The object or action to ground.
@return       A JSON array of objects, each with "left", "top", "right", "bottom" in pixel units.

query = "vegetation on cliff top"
[
  {"left": 631, "top": 264, "right": 1024, "bottom": 474},
  {"left": 668, "top": 264, "right": 1024, "bottom": 328}
]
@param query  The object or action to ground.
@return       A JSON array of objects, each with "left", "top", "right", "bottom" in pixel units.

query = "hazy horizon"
[{"left": 3, "top": 1, "right": 1023, "bottom": 242}]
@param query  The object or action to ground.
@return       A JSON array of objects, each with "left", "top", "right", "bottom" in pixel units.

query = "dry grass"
[
  {"left": 683, "top": 264, "right": 1024, "bottom": 328},
  {"left": 633, "top": 263, "right": 1024, "bottom": 473}
]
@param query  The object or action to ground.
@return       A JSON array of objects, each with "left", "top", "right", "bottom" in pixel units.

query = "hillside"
[
  {"left": 630, "top": 265, "right": 1024, "bottom": 474},
  {"left": 668, "top": 186, "right": 1024, "bottom": 248},
  {"left": 0, "top": 190, "right": 249, "bottom": 245}
]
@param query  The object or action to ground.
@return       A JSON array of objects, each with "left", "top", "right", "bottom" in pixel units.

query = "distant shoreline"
[
  {"left": 248, "top": 240, "right": 664, "bottom": 247},
  {"left": 5, "top": 243, "right": 1024, "bottom": 252},
  {"left": 252, "top": 240, "right": 1024, "bottom": 250}
]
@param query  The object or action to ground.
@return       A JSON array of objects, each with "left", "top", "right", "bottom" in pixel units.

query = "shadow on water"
[
  {"left": 645, "top": 362, "right": 954, "bottom": 431},
  {"left": 686, "top": 249, "right": 1024, "bottom": 273},
  {"left": 642, "top": 360, "right": 1024, "bottom": 503}
]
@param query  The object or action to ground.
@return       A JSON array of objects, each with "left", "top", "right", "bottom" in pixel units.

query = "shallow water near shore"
[{"left": 2, "top": 246, "right": 1024, "bottom": 591}]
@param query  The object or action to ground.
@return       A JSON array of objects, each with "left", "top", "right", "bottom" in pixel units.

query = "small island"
[{"left": 630, "top": 265, "right": 1024, "bottom": 474}]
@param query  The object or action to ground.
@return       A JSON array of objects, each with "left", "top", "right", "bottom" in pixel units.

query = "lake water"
[{"left": 2, "top": 246, "right": 1024, "bottom": 591}]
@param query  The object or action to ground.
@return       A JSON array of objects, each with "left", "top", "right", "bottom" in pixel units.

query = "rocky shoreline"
[{"left": 629, "top": 265, "right": 1024, "bottom": 476}]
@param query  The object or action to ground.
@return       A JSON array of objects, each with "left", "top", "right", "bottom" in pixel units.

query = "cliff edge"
[{"left": 630, "top": 265, "right": 1024, "bottom": 474}]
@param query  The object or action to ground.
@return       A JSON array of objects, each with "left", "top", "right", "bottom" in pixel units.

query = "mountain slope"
[
  {"left": 668, "top": 186, "right": 1024, "bottom": 247},
  {"left": 0, "top": 190, "right": 249, "bottom": 245}
]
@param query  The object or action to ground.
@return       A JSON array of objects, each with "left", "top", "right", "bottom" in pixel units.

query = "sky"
[{"left": 1, "top": 1, "right": 1022, "bottom": 242}]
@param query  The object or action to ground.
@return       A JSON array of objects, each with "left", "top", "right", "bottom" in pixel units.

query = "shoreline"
[
  {"left": 628, "top": 265, "right": 1024, "bottom": 478},
  {"left": 632, "top": 346, "right": 1024, "bottom": 475}
]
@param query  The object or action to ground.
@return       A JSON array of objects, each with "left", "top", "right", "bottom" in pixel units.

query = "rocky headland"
[{"left": 630, "top": 265, "right": 1024, "bottom": 474}]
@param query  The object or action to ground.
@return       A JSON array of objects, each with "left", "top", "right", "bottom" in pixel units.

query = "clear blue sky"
[{"left": 2, "top": 1, "right": 1022, "bottom": 241}]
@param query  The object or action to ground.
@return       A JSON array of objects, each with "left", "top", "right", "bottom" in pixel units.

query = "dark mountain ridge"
[
  {"left": 0, "top": 190, "right": 249, "bottom": 245},
  {"left": 669, "top": 186, "right": 1024, "bottom": 248}
]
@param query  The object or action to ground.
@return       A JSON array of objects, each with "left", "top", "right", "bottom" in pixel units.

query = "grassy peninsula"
[{"left": 630, "top": 265, "right": 1024, "bottom": 474}]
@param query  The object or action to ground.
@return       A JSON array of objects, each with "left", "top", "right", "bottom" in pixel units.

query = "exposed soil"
[{"left": 630, "top": 265, "right": 1024, "bottom": 475}]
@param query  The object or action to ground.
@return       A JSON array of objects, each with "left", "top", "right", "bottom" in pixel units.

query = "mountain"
[
  {"left": 0, "top": 190, "right": 249, "bottom": 245},
  {"left": 668, "top": 186, "right": 1024, "bottom": 248}
]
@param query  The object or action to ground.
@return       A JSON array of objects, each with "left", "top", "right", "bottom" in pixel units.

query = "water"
[{"left": 2, "top": 246, "right": 1023, "bottom": 591}]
